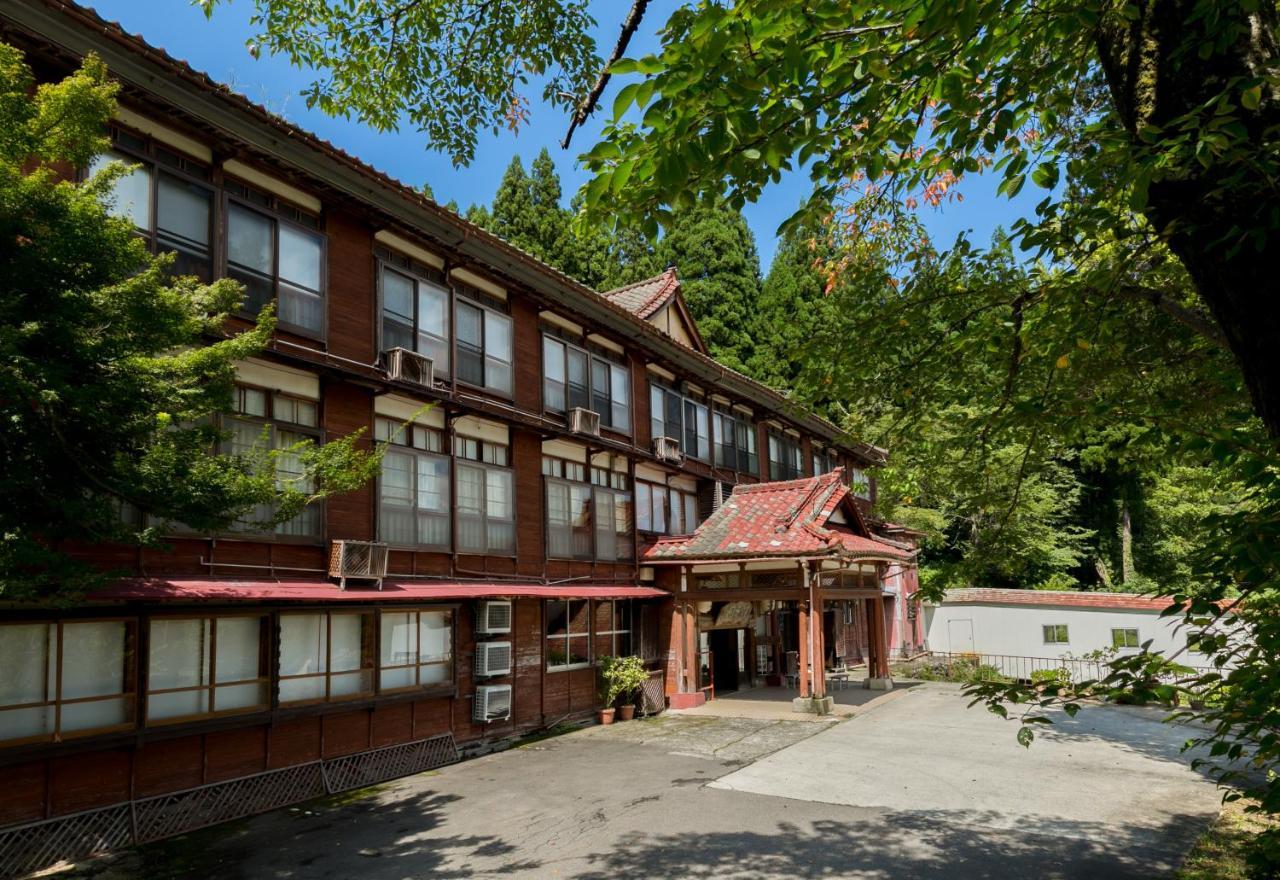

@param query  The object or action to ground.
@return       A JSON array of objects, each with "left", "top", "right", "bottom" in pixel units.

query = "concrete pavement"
[{"left": 121, "top": 683, "right": 1221, "bottom": 879}]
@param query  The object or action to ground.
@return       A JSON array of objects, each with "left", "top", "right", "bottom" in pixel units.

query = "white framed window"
[
  {"left": 376, "top": 418, "right": 450, "bottom": 550},
  {"left": 380, "top": 262, "right": 451, "bottom": 375},
  {"left": 379, "top": 609, "right": 454, "bottom": 691},
  {"left": 1042, "top": 624, "right": 1070, "bottom": 645},
  {"left": 0, "top": 620, "right": 137, "bottom": 745},
  {"left": 456, "top": 297, "right": 512, "bottom": 394},
  {"left": 1111, "top": 628, "right": 1140, "bottom": 649},
  {"left": 278, "top": 612, "right": 374, "bottom": 705},
  {"left": 146, "top": 615, "right": 269, "bottom": 723},
  {"left": 546, "top": 599, "right": 592, "bottom": 671}
]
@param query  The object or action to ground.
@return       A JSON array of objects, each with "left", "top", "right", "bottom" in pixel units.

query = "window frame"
[
  {"left": 377, "top": 254, "right": 452, "bottom": 377},
  {"left": 543, "top": 458, "right": 633, "bottom": 562},
  {"left": 223, "top": 181, "right": 327, "bottom": 340},
  {"left": 454, "top": 438, "right": 516, "bottom": 557},
  {"left": 635, "top": 480, "right": 699, "bottom": 536},
  {"left": 713, "top": 407, "right": 759, "bottom": 474},
  {"left": 651, "top": 383, "right": 710, "bottom": 461},
  {"left": 0, "top": 618, "right": 139, "bottom": 747},
  {"left": 1042, "top": 624, "right": 1070, "bottom": 645},
  {"left": 375, "top": 418, "right": 451, "bottom": 551},
  {"left": 545, "top": 599, "right": 594, "bottom": 673},
  {"left": 1111, "top": 627, "right": 1140, "bottom": 649},
  {"left": 454, "top": 293, "right": 514, "bottom": 397},
  {"left": 221, "top": 382, "right": 325, "bottom": 542},
  {"left": 593, "top": 600, "right": 633, "bottom": 660},
  {"left": 376, "top": 607, "right": 455, "bottom": 694},
  {"left": 767, "top": 432, "right": 804, "bottom": 481},
  {"left": 542, "top": 333, "right": 631, "bottom": 434},
  {"left": 143, "top": 612, "right": 271, "bottom": 726},
  {"left": 277, "top": 610, "right": 376, "bottom": 707},
  {"left": 89, "top": 126, "right": 217, "bottom": 278}
]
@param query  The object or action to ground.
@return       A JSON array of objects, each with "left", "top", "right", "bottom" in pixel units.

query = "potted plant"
[{"left": 599, "top": 655, "right": 649, "bottom": 721}]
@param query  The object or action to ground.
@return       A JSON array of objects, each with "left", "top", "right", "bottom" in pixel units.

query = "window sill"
[{"left": 546, "top": 663, "right": 592, "bottom": 673}]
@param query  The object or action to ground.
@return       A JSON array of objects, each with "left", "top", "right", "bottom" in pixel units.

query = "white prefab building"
[{"left": 923, "top": 588, "right": 1229, "bottom": 675}]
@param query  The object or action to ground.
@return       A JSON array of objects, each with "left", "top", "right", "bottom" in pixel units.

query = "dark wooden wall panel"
[
  {"left": 324, "top": 382, "right": 375, "bottom": 542},
  {"left": 0, "top": 760, "right": 47, "bottom": 825},
  {"left": 411, "top": 698, "right": 453, "bottom": 738},
  {"left": 204, "top": 726, "right": 268, "bottom": 782},
  {"left": 370, "top": 703, "right": 413, "bottom": 747},
  {"left": 320, "top": 711, "right": 370, "bottom": 758},
  {"left": 267, "top": 717, "right": 321, "bottom": 769},
  {"left": 512, "top": 598, "right": 543, "bottom": 726},
  {"left": 325, "top": 212, "right": 376, "bottom": 363},
  {"left": 48, "top": 750, "right": 131, "bottom": 814},
  {"left": 511, "top": 293, "right": 542, "bottom": 414},
  {"left": 132, "top": 736, "right": 203, "bottom": 797},
  {"left": 513, "top": 428, "right": 544, "bottom": 574}
]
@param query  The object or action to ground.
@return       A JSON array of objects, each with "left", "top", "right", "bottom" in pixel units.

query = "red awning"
[{"left": 90, "top": 578, "right": 669, "bottom": 603}]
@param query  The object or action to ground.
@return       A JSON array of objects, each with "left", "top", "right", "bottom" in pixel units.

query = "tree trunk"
[
  {"left": 1120, "top": 497, "right": 1134, "bottom": 586},
  {"left": 1094, "top": 0, "right": 1280, "bottom": 440}
]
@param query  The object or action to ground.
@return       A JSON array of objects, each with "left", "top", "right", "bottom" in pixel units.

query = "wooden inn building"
[{"left": 0, "top": 1, "right": 920, "bottom": 873}]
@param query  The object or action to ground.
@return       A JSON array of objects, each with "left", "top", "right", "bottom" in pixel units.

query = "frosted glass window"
[
  {"left": 0, "top": 620, "right": 137, "bottom": 740},
  {"left": 227, "top": 203, "right": 273, "bottom": 273},
  {"left": 378, "top": 609, "right": 452, "bottom": 692},
  {"left": 146, "top": 616, "right": 265, "bottom": 722},
  {"left": 279, "top": 612, "right": 371, "bottom": 704}
]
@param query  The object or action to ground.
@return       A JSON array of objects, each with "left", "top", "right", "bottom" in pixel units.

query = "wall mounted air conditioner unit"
[
  {"left": 328, "top": 540, "right": 389, "bottom": 589},
  {"left": 384, "top": 347, "right": 434, "bottom": 388},
  {"left": 475, "top": 641, "right": 513, "bottom": 677},
  {"left": 568, "top": 406, "right": 601, "bottom": 437},
  {"left": 653, "top": 436, "right": 684, "bottom": 464},
  {"left": 476, "top": 600, "right": 513, "bottom": 635},
  {"left": 473, "top": 684, "right": 512, "bottom": 722}
]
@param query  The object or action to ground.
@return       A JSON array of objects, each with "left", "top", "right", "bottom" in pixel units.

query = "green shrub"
[
  {"left": 598, "top": 655, "right": 648, "bottom": 707},
  {"left": 1030, "top": 667, "right": 1073, "bottom": 689}
]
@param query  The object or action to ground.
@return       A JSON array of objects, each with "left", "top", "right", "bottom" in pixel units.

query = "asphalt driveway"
[{"left": 123, "top": 682, "right": 1222, "bottom": 879}]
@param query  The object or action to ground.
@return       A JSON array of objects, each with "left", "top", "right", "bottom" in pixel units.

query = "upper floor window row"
[
  {"left": 542, "top": 335, "right": 630, "bottom": 433},
  {"left": 94, "top": 130, "right": 326, "bottom": 338},
  {"left": 651, "top": 384, "right": 710, "bottom": 461}
]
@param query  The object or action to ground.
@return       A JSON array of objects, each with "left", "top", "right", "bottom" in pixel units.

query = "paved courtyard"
[{"left": 126, "top": 682, "right": 1222, "bottom": 879}]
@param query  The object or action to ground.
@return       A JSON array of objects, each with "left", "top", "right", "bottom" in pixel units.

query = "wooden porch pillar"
[
  {"left": 811, "top": 579, "right": 826, "bottom": 698},
  {"left": 797, "top": 600, "right": 810, "bottom": 698},
  {"left": 871, "top": 595, "right": 891, "bottom": 678},
  {"left": 864, "top": 597, "right": 879, "bottom": 679}
]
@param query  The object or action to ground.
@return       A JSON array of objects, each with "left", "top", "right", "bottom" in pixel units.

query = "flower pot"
[
  {"left": 597, "top": 707, "right": 616, "bottom": 725},
  {"left": 617, "top": 704, "right": 636, "bottom": 721}
]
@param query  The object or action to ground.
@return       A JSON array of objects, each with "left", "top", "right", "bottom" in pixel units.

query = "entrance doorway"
[{"left": 707, "top": 628, "right": 745, "bottom": 693}]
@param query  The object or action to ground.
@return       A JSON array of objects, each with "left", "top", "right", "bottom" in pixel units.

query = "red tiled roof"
[
  {"left": 642, "top": 469, "right": 912, "bottom": 563},
  {"left": 88, "top": 579, "right": 668, "bottom": 603},
  {"left": 938, "top": 588, "right": 1183, "bottom": 612},
  {"left": 603, "top": 268, "right": 681, "bottom": 319}
]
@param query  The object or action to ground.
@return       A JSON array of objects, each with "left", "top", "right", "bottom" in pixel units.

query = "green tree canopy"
[
  {"left": 654, "top": 200, "right": 763, "bottom": 372},
  {"left": 0, "top": 44, "right": 381, "bottom": 599}
]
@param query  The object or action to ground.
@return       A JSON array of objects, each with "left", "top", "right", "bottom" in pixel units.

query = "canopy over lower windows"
[{"left": 88, "top": 578, "right": 668, "bottom": 603}]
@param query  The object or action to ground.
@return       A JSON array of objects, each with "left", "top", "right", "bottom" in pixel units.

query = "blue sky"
[{"left": 89, "top": 0, "right": 1037, "bottom": 269}]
